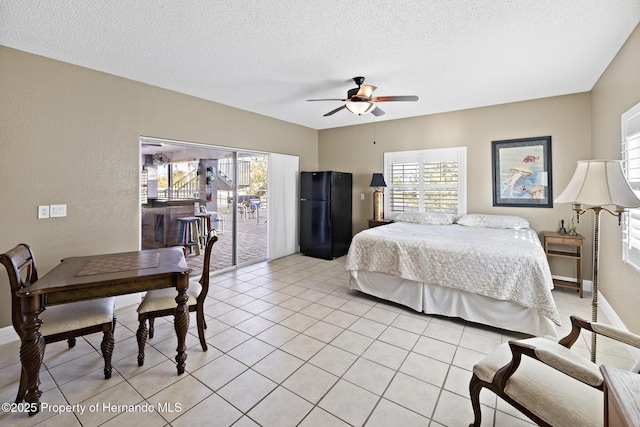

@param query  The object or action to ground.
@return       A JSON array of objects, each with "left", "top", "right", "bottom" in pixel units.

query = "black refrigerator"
[{"left": 299, "top": 171, "right": 352, "bottom": 260}]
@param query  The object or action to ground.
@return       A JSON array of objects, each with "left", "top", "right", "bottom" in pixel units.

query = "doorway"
[{"left": 140, "top": 138, "right": 271, "bottom": 273}]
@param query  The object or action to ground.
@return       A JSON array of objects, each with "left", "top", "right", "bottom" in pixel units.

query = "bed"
[{"left": 345, "top": 213, "right": 560, "bottom": 336}]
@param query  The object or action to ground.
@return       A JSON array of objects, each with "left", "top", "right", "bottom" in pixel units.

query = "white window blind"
[
  {"left": 384, "top": 147, "right": 466, "bottom": 216},
  {"left": 621, "top": 102, "right": 640, "bottom": 272}
]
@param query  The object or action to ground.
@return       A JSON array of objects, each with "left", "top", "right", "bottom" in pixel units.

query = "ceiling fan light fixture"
[
  {"left": 308, "top": 76, "right": 417, "bottom": 117},
  {"left": 346, "top": 101, "right": 375, "bottom": 115}
]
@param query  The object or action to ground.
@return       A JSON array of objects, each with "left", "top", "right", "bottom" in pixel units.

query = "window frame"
[
  {"left": 383, "top": 147, "right": 467, "bottom": 218},
  {"left": 621, "top": 101, "right": 640, "bottom": 273}
]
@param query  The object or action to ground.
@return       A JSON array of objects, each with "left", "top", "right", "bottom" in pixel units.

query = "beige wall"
[
  {"left": 0, "top": 46, "right": 318, "bottom": 329},
  {"left": 591, "top": 23, "right": 640, "bottom": 334},
  {"left": 318, "top": 93, "right": 592, "bottom": 248}
]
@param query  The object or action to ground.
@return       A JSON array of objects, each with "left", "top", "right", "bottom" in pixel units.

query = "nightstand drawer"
[{"left": 545, "top": 236, "right": 582, "bottom": 246}]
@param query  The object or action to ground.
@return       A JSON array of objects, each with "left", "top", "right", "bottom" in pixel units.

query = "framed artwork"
[{"left": 492, "top": 136, "right": 552, "bottom": 208}]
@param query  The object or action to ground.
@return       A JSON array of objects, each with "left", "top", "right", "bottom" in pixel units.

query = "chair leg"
[
  {"left": 15, "top": 367, "right": 27, "bottom": 403},
  {"left": 67, "top": 338, "right": 76, "bottom": 348},
  {"left": 468, "top": 374, "right": 484, "bottom": 427},
  {"left": 101, "top": 327, "right": 114, "bottom": 379},
  {"left": 196, "top": 306, "right": 207, "bottom": 351},
  {"left": 148, "top": 317, "right": 155, "bottom": 339},
  {"left": 136, "top": 317, "right": 148, "bottom": 367}
]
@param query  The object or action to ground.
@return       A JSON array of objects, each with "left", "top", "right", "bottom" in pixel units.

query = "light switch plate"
[{"left": 38, "top": 205, "right": 50, "bottom": 219}]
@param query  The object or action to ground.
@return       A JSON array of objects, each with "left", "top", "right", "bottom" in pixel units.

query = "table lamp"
[
  {"left": 370, "top": 173, "right": 387, "bottom": 220},
  {"left": 554, "top": 159, "right": 640, "bottom": 362}
]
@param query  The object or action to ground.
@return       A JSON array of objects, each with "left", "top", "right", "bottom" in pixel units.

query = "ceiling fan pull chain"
[{"left": 374, "top": 117, "right": 378, "bottom": 144}]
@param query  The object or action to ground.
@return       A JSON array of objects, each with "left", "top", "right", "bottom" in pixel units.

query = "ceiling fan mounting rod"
[{"left": 353, "top": 76, "right": 365, "bottom": 87}]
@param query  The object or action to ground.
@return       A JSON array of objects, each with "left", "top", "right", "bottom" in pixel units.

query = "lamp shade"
[
  {"left": 346, "top": 101, "right": 376, "bottom": 115},
  {"left": 370, "top": 173, "right": 387, "bottom": 188},
  {"left": 554, "top": 160, "right": 640, "bottom": 207}
]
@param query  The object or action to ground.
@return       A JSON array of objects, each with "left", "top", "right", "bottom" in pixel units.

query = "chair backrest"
[
  {"left": 197, "top": 230, "right": 218, "bottom": 303},
  {"left": 0, "top": 244, "right": 38, "bottom": 337}
]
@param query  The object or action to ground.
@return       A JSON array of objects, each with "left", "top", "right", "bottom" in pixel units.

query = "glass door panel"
[{"left": 236, "top": 153, "right": 268, "bottom": 266}]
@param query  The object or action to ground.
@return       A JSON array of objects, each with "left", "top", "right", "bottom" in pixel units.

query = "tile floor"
[
  {"left": 0, "top": 254, "right": 635, "bottom": 427},
  {"left": 182, "top": 208, "right": 269, "bottom": 276}
]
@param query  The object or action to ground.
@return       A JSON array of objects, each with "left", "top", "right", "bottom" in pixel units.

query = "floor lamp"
[{"left": 554, "top": 160, "right": 640, "bottom": 362}]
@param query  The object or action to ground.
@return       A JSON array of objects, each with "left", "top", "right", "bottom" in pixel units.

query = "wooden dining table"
[{"left": 16, "top": 246, "right": 191, "bottom": 414}]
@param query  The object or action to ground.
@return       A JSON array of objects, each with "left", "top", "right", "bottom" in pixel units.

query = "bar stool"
[
  {"left": 211, "top": 212, "right": 225, "bottom": 234},
  {"left": 177, "top": 217, "right": 200, "bottom": 256},
  {"left": 195, "top": 212, "right": 213, "bottom": 248}
]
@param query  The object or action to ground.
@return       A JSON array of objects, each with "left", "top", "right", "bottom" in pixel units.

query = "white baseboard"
[
  {"left": 0, "top": 326, "right": 19, "bottom": 346},
  {"left": 0, "top": 294, "right": 142, "bottom": 346}
]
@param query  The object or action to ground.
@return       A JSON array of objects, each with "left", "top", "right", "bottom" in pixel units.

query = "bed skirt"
[{"left": 348, "top": 270, "right": 558, "bottom": 337}]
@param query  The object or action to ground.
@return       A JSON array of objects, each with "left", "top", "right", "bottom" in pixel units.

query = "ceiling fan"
[
  {"left": 307, "top": 76, "right": 419, "bottom": 117},
  {"left": 152, "top": 152, "right": 170, "bottom": 166}
]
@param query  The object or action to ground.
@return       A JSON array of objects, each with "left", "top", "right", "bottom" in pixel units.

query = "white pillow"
[
  {"left": 456, "top": 214, "right": 529, "bottom": 229},
  {"left": 394, "top": 211, "right": 456, "bottom": 225}
]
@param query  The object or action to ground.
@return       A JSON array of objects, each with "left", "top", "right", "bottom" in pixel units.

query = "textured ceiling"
[{"left": 1, "top": 1, "right": 639, "bottom": 130}]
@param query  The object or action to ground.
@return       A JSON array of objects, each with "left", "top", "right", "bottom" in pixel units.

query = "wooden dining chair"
[
  {"left": 136, "top": 230, "right": 218, "bottom": 366},
  {"left": 0, "top": 244, "right": 116, "bottom": 403}
]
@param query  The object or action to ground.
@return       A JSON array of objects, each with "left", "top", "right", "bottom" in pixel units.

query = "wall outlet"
[
  {"left": 50, "top": 204, "right": 67, "bottom": 218},
  {"left": 360, "top": 193, "right": 365, "bottom": 200},
  {"left": 38, "top": 205, "right": 50, "bottom": 219}
]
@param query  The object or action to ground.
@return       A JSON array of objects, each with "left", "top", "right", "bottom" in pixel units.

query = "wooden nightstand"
[
  {"left": 368, "top": 219, "right": 394, "bottom": 228},
  {"left": 543, "top": 231, "right": 584, "bottom": 298}
]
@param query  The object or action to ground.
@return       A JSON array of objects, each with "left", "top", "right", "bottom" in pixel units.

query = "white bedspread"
[{"left": 345, "top": 222, "right": 560, "bottom": 326}]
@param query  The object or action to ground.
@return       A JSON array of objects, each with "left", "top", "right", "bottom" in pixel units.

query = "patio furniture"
[
  {"left": 177, "top": 216, "right": 201, "bottom": 255},
  {"left": 211, "top": 211, "right": 225, "bottom": 233}
]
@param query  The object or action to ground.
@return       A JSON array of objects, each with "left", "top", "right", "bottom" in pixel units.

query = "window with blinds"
[
  {"left": 621, "top": 102, "right": 640, "bottom": 272},
  {"left": 384, "top": 147, "right": 466, "bottom": 216}
]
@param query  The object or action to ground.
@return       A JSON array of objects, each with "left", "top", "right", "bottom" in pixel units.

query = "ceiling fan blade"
[
  {"left": 371, "top": 106, "right": 385, "bottom": 116},
  {"left": 324, "top": 105, "right": 347, "bottom": 116},
  {"left": 373, "top": 95, "right": 419, "bottom": 102},
  {"left": 307, "top": 98, "right": 348, "bottom": 102},
  {"left": 355, "top": 85, "right": 377, "bottom": 99}
]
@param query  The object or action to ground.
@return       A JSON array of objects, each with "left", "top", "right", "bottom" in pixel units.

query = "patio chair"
[
  {"left": 249, "top": 198, "right": 260, "bottom": 219},
  {"left": 1, "top": 244, "right": 116, "bottom": 403},
  {"left": 469, "top": 315, "right": 640, "bottom": 427}
]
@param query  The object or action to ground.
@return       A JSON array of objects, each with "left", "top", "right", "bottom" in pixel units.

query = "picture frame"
[{"left": 492, "top": 136, "right": 552, "bottom": 208}]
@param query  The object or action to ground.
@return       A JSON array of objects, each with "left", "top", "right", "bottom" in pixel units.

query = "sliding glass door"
[{"left": 140, "top": 138, "right": 276, "bottom": 273}]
